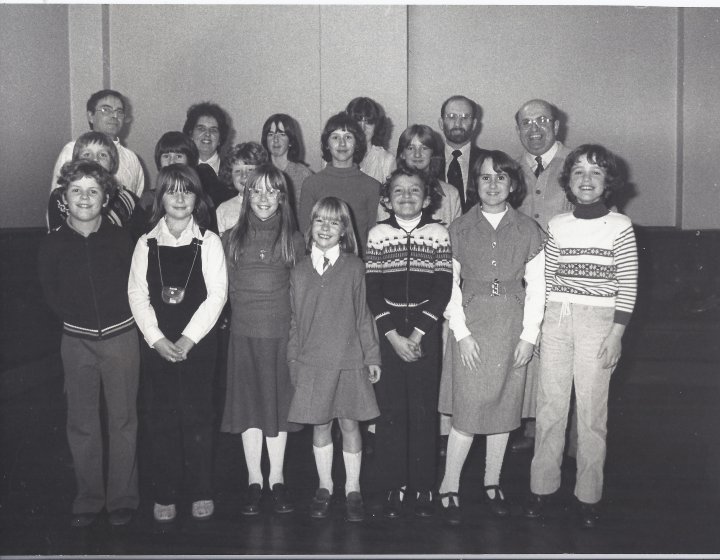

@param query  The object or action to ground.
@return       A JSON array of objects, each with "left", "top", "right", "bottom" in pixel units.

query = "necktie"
[
  {"left": 534, "top": 155, "right": 545, "bottom": 178},
  {"left": 322, "top": 256, "right": 330, "bottom": 273},
  {"left": 447, "top": 150, "right": 464, "bottom": 207}
]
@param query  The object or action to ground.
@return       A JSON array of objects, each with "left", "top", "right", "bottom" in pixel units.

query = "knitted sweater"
[
  {"left": 365, "top": 214, "right": 453, "bottom": 336},
  {"left": 223, "top": 213, "right": 305, "bottom": 338},
  {"left": 298, "top": 165, "right": 381, "bottom": 255},
  {"left": 38, "top": 218, "right": 136, "bottom": 340},
  {"left": 545, "top": 201, "right": 638, "bottom": 325}
]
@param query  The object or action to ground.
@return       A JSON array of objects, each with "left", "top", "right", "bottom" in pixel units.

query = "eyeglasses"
[
  {"left": 194, "top": 124, "right": 220, "bottom": 137},
  {"left": 248, "top": 187, "right": 280, "bottom": 198},
  {"left": 443, "top": 113, "right": 473, "bottom": 122},
  {"left": 96, "top": 105, "right": 125, "bottom": 118},
  {"left": 519, "top": 116, "right": 553, "bottom": 129}
]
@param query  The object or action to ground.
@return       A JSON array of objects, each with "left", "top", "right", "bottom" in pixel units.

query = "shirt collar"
[
  {"left": 445, "top": 142, "right": 470, "bottom": 161},
  {"left": 199, "top": 151, "right": 221, "bottom": 174},
  {"left": 526, "top": 141, "right": 560, "bottom": 168},
  {"left": 150, "top": 216, "right": 202, "bottom": 245},
  {"left": 311, "top": 243, "right": 340, "bottom": 273}
]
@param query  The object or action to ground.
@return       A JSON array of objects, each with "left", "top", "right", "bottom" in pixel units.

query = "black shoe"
[
  {"left": 271, "top": 483, "right": 295, "bottom": 514},
  {"left": 523, "top": 493, "right": 546, "bottom": 518},
  {"left": 383, "top": 488, "right": 403, "bottom": 519},
  {"left": 70, "top": 512, "right": 98, "bottom": 528},
  {"left": 510, "top": 435, "right": 535, "bottom": 454},
  {"left": 438, "top": 435, "right": 448, "bottom": 458},
  {"left": 438, "top": 491, "right": 461, "bottom": 526},
  {"left": 484, "top": 485, "right": 510, "bottom": 517},
  {"left": 241, "top": 483, "right": 262, "bottom": 516},
  {"left": 414, "top": 490, "right": 434, "bottom": 518},
  {"left": 310, "top": 488, "right": 331, "bottom": 519},
  {"left": 345, "top": 491, "right": 365, "bottom": 522},
  {"left": 108, "top": 507, "right": 134, "bottom": 526},
  {"left": 578, "top": 500, "right": 599, "bottom": 529}
]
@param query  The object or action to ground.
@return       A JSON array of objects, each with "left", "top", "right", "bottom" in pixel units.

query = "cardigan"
[
  {"left": 38, "top": 217, "right": 136, "bottom": 340},
  {"left": 365, "top": 214, "right": 452, "bottom": 336},
  {"left": 545, "top": 202, "right": 638, "bottom": 325}
]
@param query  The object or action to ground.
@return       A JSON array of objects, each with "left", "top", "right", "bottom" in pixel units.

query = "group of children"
[{"left": 38, "top": 105, "right": 637, "bottom": 531}]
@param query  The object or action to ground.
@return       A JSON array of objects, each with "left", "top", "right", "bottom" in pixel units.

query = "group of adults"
[{"left": 48, "top": 88, "right": 576, "bottom": 462}]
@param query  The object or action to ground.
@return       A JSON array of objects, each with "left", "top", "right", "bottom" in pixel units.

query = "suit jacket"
[
  {"left": 440, "top": 143, "right": 485, "bottom": 214},
  {"left": 517, "top": 143, "right": 574, "bottom": 233}
]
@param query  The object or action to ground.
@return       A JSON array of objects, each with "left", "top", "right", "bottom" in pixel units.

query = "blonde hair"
[{"left": 305, "top": 196, "right": 358, "bottom": 256}]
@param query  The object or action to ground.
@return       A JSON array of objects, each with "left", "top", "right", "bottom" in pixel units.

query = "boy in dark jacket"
[{"left": 38, "top": 160, "right": 139, "bottom": 528}]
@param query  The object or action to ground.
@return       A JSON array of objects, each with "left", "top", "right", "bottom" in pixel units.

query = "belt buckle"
[{"left": 491, "top": 279, "right": 500, "bottom": 297}]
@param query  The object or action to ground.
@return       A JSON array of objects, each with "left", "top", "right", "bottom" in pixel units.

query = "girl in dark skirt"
[{"left": 221, "top": 164, "right": 305, "bottom": 515}]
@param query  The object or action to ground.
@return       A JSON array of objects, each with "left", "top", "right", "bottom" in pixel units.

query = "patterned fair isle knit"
[
  {"left": 366, "top": 214, "right": 453, "bottom": 336},
  {"left": 545, "top": 204, "right": 638, "bottom": 325}
]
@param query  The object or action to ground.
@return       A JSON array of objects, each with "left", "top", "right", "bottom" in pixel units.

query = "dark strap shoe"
[
  {"left": 484, "top": 485, "right": 510, "bottom": 517},
  {"left": 523, "top": 493, "right": 546, "bottom": 518},
  {"left": 578, "top": 500, "right": 599, "bottom": 529},
  {"left": 241, "top": 483, "right": 262, "bottom": 516},
  {"left": 414, "top": 490, "right": 434, "bottom": 518},
  {"left": 438, "top": 491, "right": 461, "bottom": 526},
  {"left": 383, "top": 488, "right": 403, "bottom": 519},
  {"left": 271, "top": 483, "right": 295, "bottom": 514}
]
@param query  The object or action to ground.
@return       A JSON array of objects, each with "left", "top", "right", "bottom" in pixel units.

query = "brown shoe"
[
  {"left": 345, "top": 491, "right": 365, "bottom": 522},
  {"left": 310, "top": 488, "right": 331, "bottom": 519}
]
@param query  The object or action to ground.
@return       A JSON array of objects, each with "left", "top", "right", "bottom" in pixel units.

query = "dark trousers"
[
  {"left": 367, "top": 315, "right": 441, "bottom": 493},
  {"left": 142, "top": 333, "right": 216, "bottom": 504}
]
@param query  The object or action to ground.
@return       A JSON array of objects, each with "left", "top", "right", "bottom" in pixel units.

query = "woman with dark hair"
[
  {"left": 346, "top": 97, "right": 396, "bottom": 184},
  {"left": 261, "top": 113, "right": 313, "bottom": 213},
  {"left": 183, "top": 102, "right": 235, "bottom": 207},
  {"left": 298, "top": 112, "right": 380, "bottom": 256}
]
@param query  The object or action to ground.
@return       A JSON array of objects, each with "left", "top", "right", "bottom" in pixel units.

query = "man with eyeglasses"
[
  {"left": 50, "top": 89, "right": 145, "bottom": 196},
  {"left": 511, "top": 98, "right": 575, "bottom": 455},
  {"left": 438, "top": 95, "right": 483, "bottom": 214}
]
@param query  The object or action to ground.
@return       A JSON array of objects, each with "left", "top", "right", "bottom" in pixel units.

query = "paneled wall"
[{"left": 1, "top": 5, "right": 718, "bottom": 230}]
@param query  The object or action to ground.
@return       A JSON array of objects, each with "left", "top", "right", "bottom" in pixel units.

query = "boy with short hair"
[
  {"left": 364, "top": 163, "right": 453, "bottom": 518},
  {"left": 38, "top": 160, "right": 140, "bottom": 528}
]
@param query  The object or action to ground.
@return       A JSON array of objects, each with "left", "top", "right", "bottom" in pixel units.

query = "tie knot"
[
  {"left": 452, "top": 150, "right": 462, "bottom": 160},
  {"left": 535, "top": 155, "right": 543, "bottom": 165},
  {"left": 323, "top": 256, "right": 330, "bottom": 270}
]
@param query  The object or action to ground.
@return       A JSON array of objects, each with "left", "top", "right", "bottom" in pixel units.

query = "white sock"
[
  {"left": 439, "top": 427, "right": 473, "bottom": 506},
  {"left": 367, "top": 423, "right": 376, "bottom": 434},
  {"left": 242, "top": 428, "right": 264, "bottom": 487},
  {"left": 266, "top": 432, "right": 287, "bottom": 487},
  {"left": 484, "top": 432, "right": 510, "bottom": 498},
  {"left": 313, "top": 443, "right": 334, "bottom": 494},
  {"left": 343, "top": 450, "right": 362, "bottom": 494}
]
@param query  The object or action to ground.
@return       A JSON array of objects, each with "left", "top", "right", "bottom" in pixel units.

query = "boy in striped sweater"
[{"left": 525, "top": 145, "right": 638, "bottom": 529}]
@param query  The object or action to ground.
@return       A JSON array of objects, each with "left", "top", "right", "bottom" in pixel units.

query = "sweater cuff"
[
  {"left": 376, "top": 313, "right": 396, "bottom": 337},
  {"left": 613, "top": 310, "right": 632, "bottom": 326},
  {"left": 415, "top": 310, "right": 441, "bottom": 336}
]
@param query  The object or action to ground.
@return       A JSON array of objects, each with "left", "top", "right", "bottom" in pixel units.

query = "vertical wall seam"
[
  {"left": 102, "top": 4, "right": 110, "bottom": 87},
  {"left": 318, "top": 5, "right": 323, "bottom": 132},
  {"left": 676, "top": 7, "right": 684, "bottom": 229},
  {"left": 405, "top": 5, "right": 409, "bottom": 130}
]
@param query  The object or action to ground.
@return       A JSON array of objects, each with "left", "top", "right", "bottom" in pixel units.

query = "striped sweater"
[
  {"left": 365, "top": 214, "right": 453, "bottom": 336},
  {"left": 545, "top": 203, "right": 638, "bottom": 325}
]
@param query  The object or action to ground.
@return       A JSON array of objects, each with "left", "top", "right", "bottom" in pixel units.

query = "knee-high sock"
[
  {"left": 439, "top": 427, "right": 474, "bottom": 504},
  {"left": 343, "top": 450, "right": 362, "bottom": 494},
  {"left": 266, "top": 432, "right": 287, "bottom": 487},
  {"left": 313, "top": 443, "right": 334, "bottom": 494},
  {"left": 485, "top": 432, "right": 510, "bottom": 498},
  {"left": 242, "top": 428, "right": 264, "bottom": 487}
]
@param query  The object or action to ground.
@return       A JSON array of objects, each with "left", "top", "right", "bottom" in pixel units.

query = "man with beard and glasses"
[{"left": 438, "top": 95, "right": 484, "bottom": 214}]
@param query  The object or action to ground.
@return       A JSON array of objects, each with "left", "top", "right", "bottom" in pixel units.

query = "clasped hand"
[
  {"left": 153, "top": 335, "right": 195, "bottom": 362},
  {"left": 387, "top": 330, "right": 423, "bottom": 362}
]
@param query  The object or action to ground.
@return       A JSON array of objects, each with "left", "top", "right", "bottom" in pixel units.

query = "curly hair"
[
  {"left": 320, "top": 112, "right": 366, "bottom": 165},
  {"left": 380, "top": 161, "right": 442, "bottom": 216},
  {"left": 559, "top": 144, "right": 624, "bottom": 205},
  {"left": 219, "top": 142, "right": 269, "bottom": 187},
  {"left": 57, "top": 159, "right": 118, "bottom": 201},
  {"left": 182, "top": 101, "right": 231, "bottom": 149}
]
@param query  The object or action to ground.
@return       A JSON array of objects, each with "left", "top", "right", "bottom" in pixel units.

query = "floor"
[{"left": 1, "top": 228, "right": 720, "bottom": 557}]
